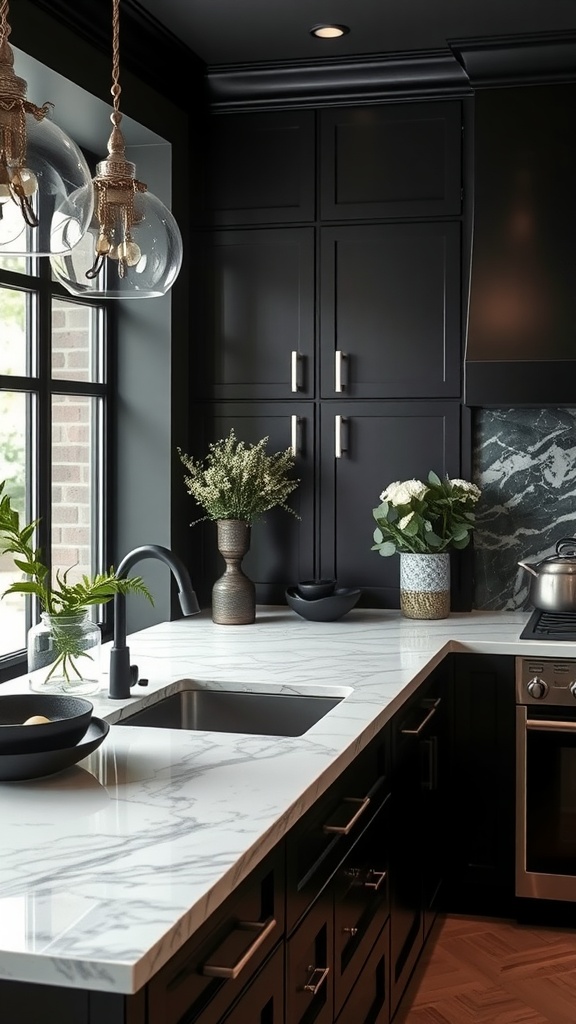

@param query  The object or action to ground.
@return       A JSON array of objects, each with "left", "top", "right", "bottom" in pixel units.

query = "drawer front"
[
  {"left": 335, "top": 920, "right": 390, "bottom": 1024},
  {"left": 333, "top": 792, "right": 391, "bottom": 1016},
  {"left": 148, "top": 855, "right": 284, "bottom": 1024},
  {"left": 286, "top": 738, "right": 388, "bottom": 933},
  {"left": 286, "top": 896, "right": 333, "bottom": 1024},
  {"left": 222, "top": 945, "right": 284, "bottom": 1024}
]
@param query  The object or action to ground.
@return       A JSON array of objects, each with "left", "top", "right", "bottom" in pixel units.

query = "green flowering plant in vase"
[
  {"left": 178, "top": 428, "right": 300, "bottom": 524},
  {"left": 371, "top": 470, "right": 481, "bottom": 556},
  {"left": 0, "top": 481, "right": 152, "bottom": 686}
]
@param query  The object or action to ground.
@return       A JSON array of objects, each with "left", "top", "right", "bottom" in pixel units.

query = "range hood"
[{"left": 464, "top": 82, "right": 576, "bottom": 406}]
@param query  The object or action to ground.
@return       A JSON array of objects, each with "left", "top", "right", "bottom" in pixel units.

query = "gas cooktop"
[{"left": 520, "top": 609, "right": 576, "bottom": 641}]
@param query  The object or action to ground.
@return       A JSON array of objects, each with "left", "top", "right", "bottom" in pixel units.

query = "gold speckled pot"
[
  {"left": 212, "top": 519, "right": 256, "bottom": 625},
  {"left": 399, "top": 552, "right": 450, "bottom": 620}
]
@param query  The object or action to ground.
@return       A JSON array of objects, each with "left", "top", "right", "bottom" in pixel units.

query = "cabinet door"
[
  {"left": 447, "top": 654, "right": 516, "bottom": 915},
  {"left": 319, "top": 402, "right": 461, "bottom": 606},
  {"left": 286, "top": 896, "right": 334, "bottom": 1024},
  {"left": 320, "top": 223, "right": 461, "bottom": 399},
  {"left": 205, "top": 110, "right": 315, "bottom": 226},
  {"left": 191, "top": 403, "right": 315, "bottom": 606},
  {"left": 335, "top": 920, "right": 390, "bottom": 1024},
  {"left": 221, "top": 946, "right": 284, "bottom": 1024},
  {"left": 320, "top": 101, "right": 462, "bottom": 220},
  {"left": 199, "top": 228, "right": 315, "bottom": 400}
]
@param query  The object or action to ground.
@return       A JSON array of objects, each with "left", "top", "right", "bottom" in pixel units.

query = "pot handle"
[
  {"left": 518, "top": 560, "right": 539, "bottom": 577},
  {"left": 556, "top": 537, "right": 576, "bottom": 557}
]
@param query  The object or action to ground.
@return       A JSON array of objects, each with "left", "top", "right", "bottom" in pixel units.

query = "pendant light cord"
[{"left": 110, "top": 0, "right": 122, "bottom": 128}]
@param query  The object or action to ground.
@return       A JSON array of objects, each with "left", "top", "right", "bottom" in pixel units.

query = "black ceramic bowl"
[
  {"left": 285, "top": 587, "right": 361, "bottom": 622},
  {"left": 296, "top": 579, "right": 337, "bottom": 600},
  {"left": 0, "top": 695, "right": 93, "bottom": 755}
]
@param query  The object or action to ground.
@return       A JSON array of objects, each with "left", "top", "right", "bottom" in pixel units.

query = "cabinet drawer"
[
  {"left": 286, "top": 738, "right": 388, "bottom": 932},
  {"left": 336, "top": 920, "right": 390, "bottom": 1024},
  {"left": 286, "top": 896, "right": 333, "bottom": 1024},
  {"left": 333, "top": 792, "right": 391, "bottom": 1016},
  {"left": 148, "top": 853, "right": 284, "bottom": 1024},
  {"left": 221, "top": 945, "right": 284, "bottom": 1024}
]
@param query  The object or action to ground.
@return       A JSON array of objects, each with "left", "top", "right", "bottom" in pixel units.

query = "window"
[{"left": 0, "top": 254, "right": 110, "bottom": 673}]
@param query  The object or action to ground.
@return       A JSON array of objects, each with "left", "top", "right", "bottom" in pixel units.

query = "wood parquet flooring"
[{"left": 395, "top": 915, "right": 576, "bottom": 1024}]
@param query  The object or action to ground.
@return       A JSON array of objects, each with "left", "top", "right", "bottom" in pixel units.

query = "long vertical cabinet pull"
[
  {"left": 335, "top": 415, "right": 348, "bottom": 458},
  {"left": 291, "top": 351, "right": 303, "bottom": 393},
  {"left": 291, "top": 415, "right": 300, "bottom": 457},
  {"left": 335, "top": 350, "right": 347, "bottom": 392}
]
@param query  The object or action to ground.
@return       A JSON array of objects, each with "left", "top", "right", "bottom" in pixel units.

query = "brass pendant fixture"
[
  {"left": 0, "top": 0, "right": 93, "bottom": 255},
  {"left": 52, "top": 0, "right": 183, "bottom": 298}
]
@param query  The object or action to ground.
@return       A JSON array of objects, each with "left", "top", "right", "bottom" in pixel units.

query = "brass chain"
[
  {"left": 0, "top": 1, "right": 9, "bottom": 48},
  {"left": 110, "top": 0, "right": 122, "bottom": 127}
]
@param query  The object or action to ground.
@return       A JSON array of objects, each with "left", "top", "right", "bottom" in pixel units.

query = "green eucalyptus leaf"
[
  {"left": 428, "top": 470, "right": 442, "bottom": 486},
  {"left": 373, "top": 527, "right": 383, "bottom": 544},
  {"left": 377, "top": 541, "right": 396, "bottom": 557}
]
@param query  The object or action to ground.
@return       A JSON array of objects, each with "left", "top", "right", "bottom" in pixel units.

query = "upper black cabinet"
[
  {"left": 320, "top": 223, "right": 461, "bottom": 399},
  {"left": 205, "top": 110, "right": 316, "bottom": 225},
  {"left": 200, "top": 227, "right": 315, "bottom": 400},
  {"left": 320, "top": 101, "right": 462, "bottom": 221}
]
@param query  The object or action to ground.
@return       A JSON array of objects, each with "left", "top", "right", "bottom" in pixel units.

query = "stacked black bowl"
[
  {"left": 0, "top": 694, "right": 109, "bottom": 781},
  {"left": 285, "top": 579, "right": 361, "bottom": 621}
]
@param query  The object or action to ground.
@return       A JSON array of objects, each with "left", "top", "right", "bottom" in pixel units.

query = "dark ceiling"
[{"left": 134, "top": 0, "right": 576, "bottom": 67}]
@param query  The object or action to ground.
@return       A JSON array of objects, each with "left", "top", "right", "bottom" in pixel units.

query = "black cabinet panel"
[
  {"left": 222, "top": 946, "right": 284, "bottom": 1024},
  {"left": 200, "top": 228, "right": 315, "bottom": 400},
  {"left": 286, "top": 898, "right": 334, "bottom": 1024},
  {"left": 319, "top": 402, "right": 461, "bottom": 606},
  {"left": 320, "top": 102, "right": 462, "bottom": 220},
  {"left": 206, "top": 110, "right": 316, "bottom": 225},
  {"left": 320, "top": 223, "right": 461, "bottom": 399},
  {"left": 336, "top": 921, "right": 390, "bottom": 1024},
  {"left": 191, "top": 403, "right": 315, "bottom": 605},
  {"left": 0, "top": 981, "right": 87, "bottom": 1024}
]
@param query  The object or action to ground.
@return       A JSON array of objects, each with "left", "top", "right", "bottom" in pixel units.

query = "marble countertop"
[{"left": 0, "top": 607, "right": 566, "bottom": 995}]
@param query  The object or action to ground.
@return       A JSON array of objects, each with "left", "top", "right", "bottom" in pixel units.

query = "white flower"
[
  {"left": 379, "top": 481, "right": 401, "bottom": 502},
  {"left": 449, "top": 479, "right": 481, "bottom": 501},
  {"left": 386, "top": 479, "right": 428, "bottom": 506},
  {"left": 398, "top": 512, "right": 415, "bottom": 530}
]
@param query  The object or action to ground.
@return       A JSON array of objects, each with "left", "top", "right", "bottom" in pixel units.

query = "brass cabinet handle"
[
  {"left": 304, "top": 965, "right": 330, "bottom": 995},
  {"left": 526, "top": 719, "right": 576, "bottom": 732},
  {"left": 401, "top": 697, "right": 441, "bottom": 736},
  {"left": 363, "top": 869, "right": 387, "bottom": 892},
  {"left": 335, "top": 350, "right": 347, "bottom": 392},
  {"left": 291, "top": 350, "right": 303, "bottom": 392},
  {"left": 201, "top": 916, "right": 276, "bottom": 980},
  {"left": 323, "top": 795, "right": 371, "bottom": 835},
  {"left": 343, "top": 926, "right": 358, "bottom": 936}
]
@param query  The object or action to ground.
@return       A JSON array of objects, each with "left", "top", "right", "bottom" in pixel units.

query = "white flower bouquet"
[{"left": 371, "top": 471, "right": 481, "bottom": 556}]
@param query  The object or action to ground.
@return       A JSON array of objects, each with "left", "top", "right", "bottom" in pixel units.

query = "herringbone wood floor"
[{"left": 395, "top": 915, "right": 576, "bottom": 1023}]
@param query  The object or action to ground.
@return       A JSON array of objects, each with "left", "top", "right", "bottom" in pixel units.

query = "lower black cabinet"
[
  {"left": 221, "top": 945, "right": 284, "bottom": 1024},
  {"left": 389, "top": 663, "right": 451, "bottom": 1017},
  {"left": 336, "top": 921, "right": 390, "bottom": 1024},
  {"left": 446, "top": 653, "right": 516, "bottom": 915}
]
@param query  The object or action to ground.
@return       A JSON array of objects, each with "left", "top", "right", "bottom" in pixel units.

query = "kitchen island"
[{"left": 0, "top": 608, "right": 560, "bottom": 1000}]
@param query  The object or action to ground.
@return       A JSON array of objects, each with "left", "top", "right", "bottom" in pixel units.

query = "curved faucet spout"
[{"left": 109, "top": 544, "right": 200, "bottom": 700}]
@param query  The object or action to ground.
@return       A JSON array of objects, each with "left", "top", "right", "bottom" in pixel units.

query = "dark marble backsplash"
[{"left": 472, "top": 408, "right": 576, "bottom": 610}]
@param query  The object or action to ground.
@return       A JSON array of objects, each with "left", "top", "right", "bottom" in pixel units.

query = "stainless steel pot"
[{"left": 518, "top": 538, "right": 576, "bottom": 611}]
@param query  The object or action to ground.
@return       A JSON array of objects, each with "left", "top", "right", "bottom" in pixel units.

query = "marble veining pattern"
[
  {"left": 0, "top": 608, "right": 564, "bottom": 994},
  {"left": 472, "top": 407, "right": 576, "bottom": 609}
]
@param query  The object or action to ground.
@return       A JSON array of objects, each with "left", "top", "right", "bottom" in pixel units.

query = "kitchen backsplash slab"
[{"left": 472, "top": 407, "right": 576, "bottom": 609}]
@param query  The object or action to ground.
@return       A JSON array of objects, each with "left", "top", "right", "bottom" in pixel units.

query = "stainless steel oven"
[{"left": 516, "top": 656, "right": 576, "bottom": 901}]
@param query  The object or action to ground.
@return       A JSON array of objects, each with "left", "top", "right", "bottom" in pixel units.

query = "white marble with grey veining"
[{"left": 0, "top": 607, "right": 570, "bottom": 994}]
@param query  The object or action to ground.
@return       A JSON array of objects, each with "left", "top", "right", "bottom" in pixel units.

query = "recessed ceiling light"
[{"left": 310, "top": 24, "right": 350, "bottom": 39}]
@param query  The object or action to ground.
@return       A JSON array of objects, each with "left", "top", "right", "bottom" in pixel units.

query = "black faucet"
[{"left": 108, "top": 544, "right": 200, "bottom": 699}]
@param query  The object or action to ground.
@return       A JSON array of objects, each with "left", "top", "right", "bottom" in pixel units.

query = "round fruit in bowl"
[{"left": 0, "top": 695, "right": 93, "bottom": 755}]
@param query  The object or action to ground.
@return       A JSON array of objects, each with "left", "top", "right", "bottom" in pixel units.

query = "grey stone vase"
[{"left": 212, "top": 519, "right": 256, "bottom": 625}]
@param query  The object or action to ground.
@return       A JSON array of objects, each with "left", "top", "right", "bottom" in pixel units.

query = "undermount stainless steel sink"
[{"left": 117, "top": 683, "right": 344, "bottom": 737}]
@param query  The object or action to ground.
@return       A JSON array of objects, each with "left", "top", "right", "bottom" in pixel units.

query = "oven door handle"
[{"left": 526, "top": 718, "right": 576, "bottom": 732}]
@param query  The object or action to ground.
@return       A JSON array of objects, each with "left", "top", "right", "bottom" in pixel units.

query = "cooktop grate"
[{"left": 520, "top": 609, "right": 576, "bottom": 641}]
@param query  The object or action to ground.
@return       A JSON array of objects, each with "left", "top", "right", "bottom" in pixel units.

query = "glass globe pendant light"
[
  {"left": 52, "top": 0, "right": 183, "bottom": 299},
  {"left": 0, "top": 0, "right": 93, "bottom": 255}
]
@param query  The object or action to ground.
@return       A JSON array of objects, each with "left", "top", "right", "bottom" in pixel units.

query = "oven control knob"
[{"left": 527, "top": 677, "right": 548, "bottom": 699}]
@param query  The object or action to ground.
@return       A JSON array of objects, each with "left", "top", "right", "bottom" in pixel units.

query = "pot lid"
[{"left": 535, "top": 538, "right": 576, "bottom": 574}]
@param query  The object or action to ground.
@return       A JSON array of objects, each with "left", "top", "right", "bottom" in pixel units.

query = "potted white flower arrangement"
[{"left": 371, "top": 471, "right": 481, "bottom": 620}]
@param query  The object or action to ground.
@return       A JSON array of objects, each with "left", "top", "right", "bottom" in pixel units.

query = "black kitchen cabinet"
[
  {"left": 389, "top": 663, "right": 452, "bottom": 1018},
  {"left": 319, "top": 402, "right": 461, "bottom": 607},
  {"left": 218, "top": 946, "right": 284, "bottom": 1024},
  {"left": 320, "top": 222, "right": 461, "bottom": 400},
  {"left": 198, "top": 227, "right": 315, "bottom": 401},
  {"left": 336, "top": 921, "right": 390, "bottom": 1024},
  {"left": 204, "top": 110, "right": 316, "bottom": 226},
  {"left": 319, "top": 101, "right": 462, "bottom": 221},
  {"left": 445, "top": 653, "right": 516, "bottom": 916}
]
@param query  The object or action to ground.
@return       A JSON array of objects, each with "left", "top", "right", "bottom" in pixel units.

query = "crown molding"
[
  {"left": 450, "top": 31, "right": 576, "bottom": 87},
  {"left": 206, "top": 50, "right": 472, "bottom": 111}
]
